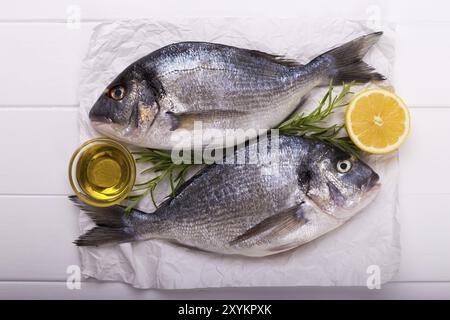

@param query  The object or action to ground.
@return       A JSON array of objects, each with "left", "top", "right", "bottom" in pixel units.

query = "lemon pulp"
[{"left": 345, "top": 88, "right": 410, "bottom": 154}]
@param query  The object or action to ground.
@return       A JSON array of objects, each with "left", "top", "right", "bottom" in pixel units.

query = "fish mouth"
[
  {"left": 89, "top": 114, "right": 112, "bottom": 124},
  {"left": 362, "top": 172, "right": 380, "bottom": 193},
  {"left": 90, "top": 118, "right": 141, "bottom": 142},
  {"left": 359, "top": 181, "right": 381, "bottom": 210},
  {"left": 321, "top": 182, "right": 381, "bottom": 221},
  {"left": 89, "top": 119, "right": 119, "bottom": 138},
  {"left": 369, "top": 182, "right": 381, "bottom": 192},
  {"left": 305, "top": 175, "right": 381, "bottom": 221}
]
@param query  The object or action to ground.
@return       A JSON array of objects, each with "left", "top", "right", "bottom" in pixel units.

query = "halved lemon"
[{"left": 345, "top": 88, "right": 410, "bottom": 154}]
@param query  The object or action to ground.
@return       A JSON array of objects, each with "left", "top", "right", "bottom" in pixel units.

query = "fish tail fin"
[
  {"left": 74, "top": 226, "right": 132, "bottom": 247},
  {"left": 313, "top": 31, "right": 385, "bottom": 84},
  {"left": 69, "top": 195, "right": 138, "bottom": 246}
]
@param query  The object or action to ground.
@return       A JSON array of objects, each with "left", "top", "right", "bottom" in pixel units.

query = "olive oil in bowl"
[{"left": 69, "top": 138, "right": 136, "bottom": 207}]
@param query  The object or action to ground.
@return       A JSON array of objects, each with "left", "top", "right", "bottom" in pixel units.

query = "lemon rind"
[{"left": 345, "top": 88, "right": 411, "bottom": 155}]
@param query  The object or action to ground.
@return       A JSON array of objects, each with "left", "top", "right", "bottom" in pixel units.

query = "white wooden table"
[{"left": 0, "top": 0, "right": 449, "bottom": 299}]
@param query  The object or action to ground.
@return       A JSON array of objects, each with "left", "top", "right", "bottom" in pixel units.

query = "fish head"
[
  {"left": 299, "top": 143, "right": 380, "bottom": 220},
  {"left": 89, "top": 64, "right": 160, "bottom": 144}
]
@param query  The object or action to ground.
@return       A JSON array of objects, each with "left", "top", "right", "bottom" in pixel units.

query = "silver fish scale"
[
  {"left": 142, "top": 42, "right": 318, "bottom": 124},
  {"left": 82, "top": 35, "right": 384, "bottom": 253},
  {"left": 74, "top": 134, "right": 379, "bottom": 256},
  {"left": 133, "top": 136, "right": 314, "bottom": 254},
  {"left": 89, "top": 34, "right": 384, "bottom": 150}
]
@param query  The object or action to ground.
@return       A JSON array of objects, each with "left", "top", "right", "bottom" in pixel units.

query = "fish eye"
[
  {"left": 108, "top": 86, "right": 126, "bottom": 101},
  {"left": 337, "top": 159, "right": 352, "bottom": 173}
]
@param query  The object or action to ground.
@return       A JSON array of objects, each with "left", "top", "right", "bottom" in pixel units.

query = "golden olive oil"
[{"left": 75, "top": 143, "right": 133, "bottom": 202}]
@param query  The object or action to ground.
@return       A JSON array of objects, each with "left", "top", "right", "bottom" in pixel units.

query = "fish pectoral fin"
[
  {"left": 229, "top": 204, "right": 308, "bottom": 246},
  {"left": 166, "top": 110, "right": 250, "bottom": 131}
]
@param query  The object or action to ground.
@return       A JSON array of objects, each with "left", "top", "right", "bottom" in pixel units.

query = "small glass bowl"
[{"left": 68, "top": 137, "right": 136, "bottom": 207}]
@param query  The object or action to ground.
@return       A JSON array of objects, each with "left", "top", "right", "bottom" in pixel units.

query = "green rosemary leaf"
[{"left": 278, "top": 81, "right": 358, "bottom": 156}]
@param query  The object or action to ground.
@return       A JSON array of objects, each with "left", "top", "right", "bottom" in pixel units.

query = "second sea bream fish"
[
  {"left": 72, "top": 135, "right": 380, "bottom": 257},
  {"left": 89, "top": 33, "right": 384, "bottom": 149}
]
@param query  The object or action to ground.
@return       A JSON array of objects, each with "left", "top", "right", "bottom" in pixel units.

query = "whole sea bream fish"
[
  {"left": 72, "top": 135, "right": 380, "bottom": 257},
  {"left": 89, "top": 32, "right": 384, "bottom": 149}
]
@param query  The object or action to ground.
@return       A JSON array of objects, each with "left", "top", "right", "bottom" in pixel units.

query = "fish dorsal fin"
[
  {"left": 229, "top": 203, "right": 308, "bottom": 246},
  {"left": 246, "top": 49, "right": 302, "bottom": 68}
]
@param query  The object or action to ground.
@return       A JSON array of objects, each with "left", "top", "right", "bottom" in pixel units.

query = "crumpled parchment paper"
[{"left": 77, "top": 18, "right": 400, "bottom": 289}]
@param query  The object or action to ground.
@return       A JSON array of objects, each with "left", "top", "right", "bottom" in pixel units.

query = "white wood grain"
[
  {"left": 0, "top": 0, "right": 449, "bottom": 296},
  {"left": 0, "top": 193, "right": 448, "bottom": 283},
  {"left": 394, "top": 22, "right": 450, "bottom": 107},
  {"left": 0, "top": 108, "right": 78, "bottom": 195},
  {"left": 0, "top": 107, "right": 444, "bottom": 196},
  {"left": 399, "top": 108, "right": 450, "bottom": 195},
  {"left": 0, "top": 108, "right": 447, "bottom": 282},
  {"left": 0, "top": 280, "right": 449, "bottom": 299},
  {"left": 394, "top": 194, "right": 450, "bottom": 282},
  {"left": 0, "top": 196, "right": 80, "bottom": 281},
  {"left": 388, "top": 1, "right": 450, "bottom": 22},
  {"left": 0, "top": 0, "right": 385, "bottom": 21},
  {"left": 0, "top": 23, "right": 95, "bottom": 106},
  {"left": 0, "top": 21, "right": 449, "bottom": 107},
  {"left": 3, "top": 1, "right": 450, "bottom": 24}
]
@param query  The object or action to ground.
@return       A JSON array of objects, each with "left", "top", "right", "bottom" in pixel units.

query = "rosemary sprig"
[
  {"left": 125, "top": 149, "right": 193, "bottom": 212},
  {"left": 278, "top": 81, "right": 358, "bottom": 155},
  {"left": 126, "top": 82, "right": 359, "bottom": 211}
]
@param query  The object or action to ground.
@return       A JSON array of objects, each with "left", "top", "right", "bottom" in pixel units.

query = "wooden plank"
[
  {"left": 0, "top": 107, "right": 446, "bottom": 196},
  {"left": 0, "top": 108, "right": 446, "bottom": 283},
  {"left": 388, "top": 1, "right": 450, "bottom": 22},
  {"left": 0, "top": 193, "right": 448, "bottom": 282},
  {"left": 3, "top": 1, "right": 450, "bottom": 23},
  {"left": 394, "top": 194, "right": 450, "bottom": 282},
  {"left": 0, "top": 23, "right": 95, "bottom": 106},
  {"left": 0, "top": 280, "right": 449, "bottom": 299},
  {"left": 394, "top": 22, "right": 450, "bottom": 107},
  {"left": 0, "top": 196, "right": 80, "bottom": 281},
  {"left": 0, "top": 0, "right": 385, "bottom": 21},
  {"left": 0, "top": 108, "right": 79, "bottom": 195},
  {"left": 399, "top": 108, "right": 450, "bottom": 195},
  {"left": 0, "top": 0, "right": 448, "bottom": 295},
  {"left": 0, "top": 21, "right": 448, "bottom": 107}
]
